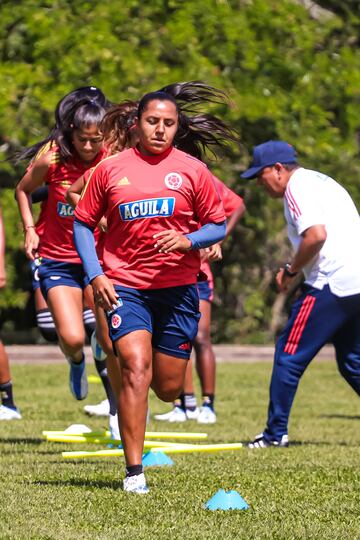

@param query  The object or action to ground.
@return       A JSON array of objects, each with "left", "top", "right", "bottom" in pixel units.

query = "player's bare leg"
[{"left": 47, "top": 286, "right": 87, "bottom": 399}]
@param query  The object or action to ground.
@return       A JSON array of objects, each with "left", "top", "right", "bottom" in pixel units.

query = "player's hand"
[
  {"left": 276, "top": 267, "right": 296, "bottom": 293},
  {"left": 24, "top": 228, "right": 40, "bottom": 260},
  {"left": 91, "top": 274, "right": 119, "bottom": 312},
  {"left": 153, "top": 230, "right": 192, "bottom": 253},
  {"left": 98, "top": 216, "right": 108, "bottom": 233},
  {"left": 200, "top": 248, "right": 209, "bottom": 261},
  {"left": 206, "top": 243, "right": 223, "bottom": 261}
]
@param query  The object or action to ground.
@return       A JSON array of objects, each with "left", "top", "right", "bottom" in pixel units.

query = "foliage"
[{"left": 0, "top": 0, "right": 359, "bottom": 341}]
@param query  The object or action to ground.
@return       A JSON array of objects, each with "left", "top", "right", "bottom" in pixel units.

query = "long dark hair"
[
  {"left": 159, "top": 81, "right": 228, "bottom": 113},
  {"left": 138, "top": 82, "right": 238, "bottom": 160},
  {"left": 16, "top": 86, "right": 111, "bottom": 163},
  {"left": 94, "top": 81, "right": 238, "bottom": 160}
]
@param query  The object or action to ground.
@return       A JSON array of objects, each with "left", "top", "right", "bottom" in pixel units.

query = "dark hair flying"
[{"left": 71, "top": 82, "right": 238, "bottom": 161}]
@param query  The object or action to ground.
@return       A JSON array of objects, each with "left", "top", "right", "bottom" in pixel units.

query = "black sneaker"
[{"left": 248, "top": 432, "right": 289, "bottom": 449}]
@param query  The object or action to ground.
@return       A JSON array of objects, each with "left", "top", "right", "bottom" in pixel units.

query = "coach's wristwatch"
[{"left": 284, "top": 263, "right": 298, "bottom": 277}]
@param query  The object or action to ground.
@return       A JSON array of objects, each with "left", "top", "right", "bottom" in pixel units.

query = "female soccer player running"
[
  {"left": 73, "top": 90, "right": 235, "bottom": 493},
  {"left": 16, "top": 87, "right": 110, "bottom": 402}
]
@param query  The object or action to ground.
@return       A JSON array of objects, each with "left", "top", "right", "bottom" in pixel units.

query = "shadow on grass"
[
  {"left": 243, "top": 439, "right": 352, "bottom": 447},
  {"left": 32, "top": 478, "right": 123, "bottom": 490},
  {"left": 0, "top": 437, "right": 43, "bottom": 445},
  {"left": 0, "top": 437, "right": 64, "bottom": 455},
  {"left": 320, "top": 414, "right": 360, "bottom": 420}
]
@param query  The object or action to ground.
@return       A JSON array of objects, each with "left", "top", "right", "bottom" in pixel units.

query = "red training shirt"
[
  {"left": 200, "top": 176, "right": 244, "bottom": 280},
  {"left": 75, "top": 146, "right": 225, "bottom": 289},
  {"left": 38, "top": 146, "right": 107, "bottom": 263}
]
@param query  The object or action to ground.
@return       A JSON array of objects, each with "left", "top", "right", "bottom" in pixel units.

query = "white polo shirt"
[{"left": 284, "top": 167, "right": 360, "bottom": 297}]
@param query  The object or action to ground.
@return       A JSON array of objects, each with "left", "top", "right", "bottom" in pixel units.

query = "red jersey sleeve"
[
  {"left": 193, "top": 166, "right": 225, "bottom": 225},
  {"left": 213, "top": 176, "right": 244, "bottom": 218},
  {"left": 74, "top": 162, "right": 108, "bottom": 228}
]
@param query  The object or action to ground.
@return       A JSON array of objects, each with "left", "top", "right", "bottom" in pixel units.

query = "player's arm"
[
  {"left": 276, "top": 224, "right": 327, "bottom": 292},
  {"left": 226, "top": 199, "right": 246, "bottom": 235},
  {"left": 153, "top": 221, "right": 226, "bottom": 254},
  {"left": 74, "top": 166, "right": 117, "bottom": 311},
  {"left": 67, "top": 172, "right": 107, "bottom": 232},
  {"left": 153, "top": 167, "right": 226, "bottom": 254},
  {"left": 66, "top": 174, "right": 86, "bottom": 208},
  {"left": 0, "top": 207, "right": 6, "bottom": 289},
  {"left": 15, "top": 152, "right": 52, "bottom": 260},
  {"left": 206, "top": 180, "right": 246, "bottom": 261}
]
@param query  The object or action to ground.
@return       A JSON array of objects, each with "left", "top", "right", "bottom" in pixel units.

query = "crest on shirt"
[
  {"left": 111, "top": 314, "right": 122, "bottom": 329},
  {"left": 164, "top": 172, "right": 183, "bottom": 190}
]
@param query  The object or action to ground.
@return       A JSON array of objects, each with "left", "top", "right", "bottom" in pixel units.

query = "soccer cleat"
[
  {"left": 109, "top": 412, "right": 120, "bottom": 441},
  {"left": 123, "top": 473, "right": 149, "bottom": 494},
  {"left": 67, "top": 356, "right": 88, "bottom": 400},
  {"left": 248, "top": 432, "right": 289, "bottom": 449},
  {"left": 83, "top": 399, "right": 110, "bottom": 417},
  {"left": 197, "top": 405, "right": 216, "bottom": 424},
  {"left": 0, "top": 405, "right": 22, "bottom": 420},
  {"left": 185, "top": 407, "right": 200, "bottom": 420},
  {"left": 153, "top": 406, "right": 187, "bottom": 423}
]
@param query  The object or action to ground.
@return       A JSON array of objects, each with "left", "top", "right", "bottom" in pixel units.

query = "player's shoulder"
[
  {"left": 171, "top": 148, "right": 209, "bottom": 174},
  {"left": 88, "top": 152, "right": 124, "bottom": 177},
  {"left": 27, "top": 144, "right": 58, "bottom": 176},
  {"left": 33, "top": 141, "right": 58, "bottom": 163}
]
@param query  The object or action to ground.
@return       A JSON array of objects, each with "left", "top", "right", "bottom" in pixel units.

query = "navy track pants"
[{"left": 264, "top": 284, "right": 360, "bottom": 441}]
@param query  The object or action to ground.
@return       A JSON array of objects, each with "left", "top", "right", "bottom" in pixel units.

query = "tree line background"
[{"left": 0, "top": 0, "right": 359, "bottom": 343}]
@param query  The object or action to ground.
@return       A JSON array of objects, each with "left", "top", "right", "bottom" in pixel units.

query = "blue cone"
[
  {"left": 205, "top": 489, "right": 249, "bottom": 511},
  {"left": 142, "top": 450, "right": 174, "bottom": 467}
]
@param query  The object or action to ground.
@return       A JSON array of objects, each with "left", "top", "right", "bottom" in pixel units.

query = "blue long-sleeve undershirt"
[
  {"left": 73, "top": 219, "right": 103, "bottom": 283},
  {"left": 186, "top": 221, "right": 226, "bottom": 250}
]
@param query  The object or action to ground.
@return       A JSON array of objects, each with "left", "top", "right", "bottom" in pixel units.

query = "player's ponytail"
[
  {"left": 158, "top": 81, "right": 238, "bottom": 159},
  {"left": 175, "top": 111, "right": 238, "bottom": 160},
  {"left": 159, "top": 81, "right": 228, "bottom": 113},
  {"left": 100, "top": 101, "right": 138, "bottom": 153}
]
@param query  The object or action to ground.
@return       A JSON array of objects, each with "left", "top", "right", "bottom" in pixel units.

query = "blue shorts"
[
  {"left": 38, "top": 258, "right": 87, "bottom": 299},
  {"left": 106, "top": 285, "right": 200, "bottom": 360},
  {"left": 29, "top": 258, "right": 42, "bottom": 291},
  {"left": 197, "top": 280, "right": 214, "bottom": 303}
]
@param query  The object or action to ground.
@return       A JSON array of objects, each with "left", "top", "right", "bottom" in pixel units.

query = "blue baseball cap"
[{"left": 241, "top": 140, "right": 297, "bottom": 179}]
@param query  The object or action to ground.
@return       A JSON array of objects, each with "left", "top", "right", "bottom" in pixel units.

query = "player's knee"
[
  {"left": 59, "top": 331, "right": 84, "bottom": 356},
  {"left": 121, "top": 361, "right": 151, "bottom": 391},
  {"left": 193, "top": 330, "right": 211, "bottom": 350},
  {"left": 152, "top": 380, "right": 182, "bottom": 402}
]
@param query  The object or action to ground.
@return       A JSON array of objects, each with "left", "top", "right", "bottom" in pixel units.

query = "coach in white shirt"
[{"left": 241, "top": 140, "right": 360, "bottom": 448}]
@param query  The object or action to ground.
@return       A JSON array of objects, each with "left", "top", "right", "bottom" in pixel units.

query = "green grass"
[{"left": 1, "top": 358, "right": 360, "bottom": 539}]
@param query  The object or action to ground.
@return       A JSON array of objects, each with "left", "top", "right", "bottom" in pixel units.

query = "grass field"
[{"left": 1, "top": 358, "right": 360, "bottom": 540}]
